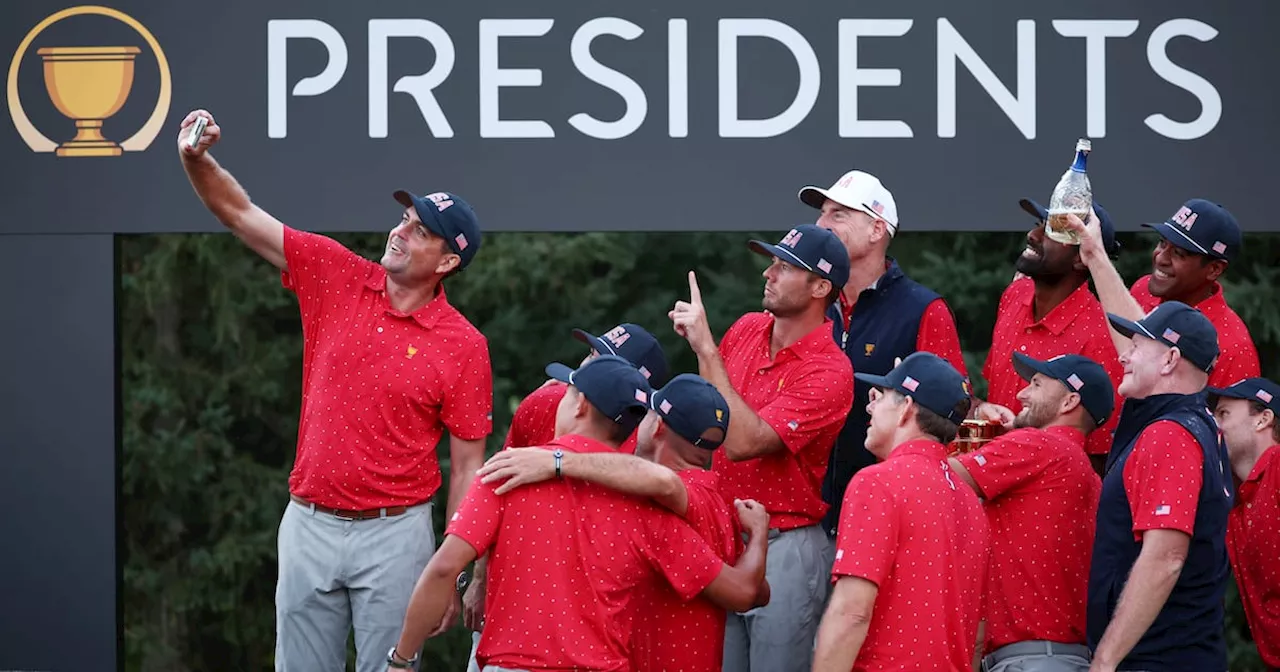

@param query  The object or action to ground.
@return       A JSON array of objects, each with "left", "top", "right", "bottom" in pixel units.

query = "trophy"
[
  {"left": 37, "top": 46, "right": 142, "bottom": 157},
  {"left": 949, "top": 419, "right": 1003, "bottom": 455}
]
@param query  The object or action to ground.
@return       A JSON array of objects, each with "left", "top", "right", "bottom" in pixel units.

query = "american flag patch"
[
  {"left": 1258, "top": 389, "right": 1274, "bottom": 403},
  {"left": 902, "top": 376, "right": 920, "bottom": 392},
  {"left": 639, "top": 366, "right": 651, "bottom": 379},
  {"left": 870, "top": 200, "right": 885, "bottom": 215},
  {"left": 1162, "top": 328, "right": 1181, "bottom": 344},
  {"left": 635, "top": 389, "right": 648, "bottom": 403},
  {"left": 455, "top": 233, "right": 469, "bottom": 251},
  {"left": 787, "top": 420, "right": 799, "bottom": 430},
  {"left": 1155, "top": 505, "right": 1171, "bottom": 516},
  {"left": 660, "top": 399, "right": 673, "bottom": 413},
  {"left": 975, "top": 455, "right": 987, "bottom": 466},
  {"left": 817, "top": 258, "right": 832, "bottom": 273},
  {"left": 1067, "top": 374, "right": 1085, "bottom": 390},
  {"left": 1213, "top": 241, "right": 1227, "bottom": 254}
]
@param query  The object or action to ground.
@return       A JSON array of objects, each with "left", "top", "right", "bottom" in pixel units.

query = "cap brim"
[
  {"left": 798, "top": 186, "right": 830, "bottom": 210},
  {"left": 854, "top": 372, "right": 894, "bottom": 389},
  {"left": 748, "top": 240, "right": 816, "bottom": 273},
  {"left": 1019, "top": 198, "right": 1048, "bottom": 221},
  {"left": 1106, "top": 313, "right": 1155, "bottom": 341},
  {"left": 1142, "top": 221, "right": 1213, "bottom": 257},
  {"left": 571, "top": 329, "right": 617, "bottom": 356},
  {"left": 1205, "top": 385, "right": 1250, "bottom": 400},
  {"left": 393, "top": 189, "right": 415, "bottom": 208},
  {"left": 545, "top": 362, "right": 575, "bottom": 384},
  {"left": 1011, "top": 352, "right": 1050, "bottom": 383}
]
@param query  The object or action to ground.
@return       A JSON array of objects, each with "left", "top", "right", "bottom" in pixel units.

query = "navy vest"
[
  {"left": 820, "top": 260, "right": 941, "bottom": 534},
  {"left": 1086, "top": 391, "right": 1232, "bottom": 671}
]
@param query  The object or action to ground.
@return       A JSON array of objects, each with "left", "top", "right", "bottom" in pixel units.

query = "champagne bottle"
[{"left": 1045, "top": 138, "right": 1093, "bottom": 245}]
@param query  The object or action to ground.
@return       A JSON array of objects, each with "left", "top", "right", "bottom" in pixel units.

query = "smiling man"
[{"left": 178, "top": 109, "right": 493, "bottom": 672}]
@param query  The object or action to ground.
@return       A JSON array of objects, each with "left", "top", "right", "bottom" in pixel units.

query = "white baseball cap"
[{"left": 798, "top": 170, "right": 899, "bottom": 235}]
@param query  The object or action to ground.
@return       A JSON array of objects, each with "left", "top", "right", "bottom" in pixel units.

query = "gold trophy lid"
[{"left": 37, "top": 46, "right": 141, "bottom": 60}]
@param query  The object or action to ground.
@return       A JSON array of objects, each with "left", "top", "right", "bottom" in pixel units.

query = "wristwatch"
[
  {"left": 553, "top": 448, "right": 564, "bottom": 479},
  {"left": 456, "top": 570, "right": 470, "bottom": 594},
  {"left": 387, "top": 646, "right": 418, "bottom": 669}
]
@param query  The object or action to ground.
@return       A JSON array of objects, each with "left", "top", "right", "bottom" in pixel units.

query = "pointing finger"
[{"left": 688, "top": 270, "right": 703, "bottom": 305}]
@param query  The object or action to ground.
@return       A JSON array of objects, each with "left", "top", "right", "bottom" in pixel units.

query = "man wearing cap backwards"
[
  {"left": 459, "top": 322, "right": 669, "bottom": 661},
  {"left": 1085, "top": 302, "right": 1233, "bottom": 672},
  {"left": 1207, "top": 377, "right": 1280, "bottom": 669},
  {"left": 669, "top": 223, "right": 854, "bottom": 671},
  {"left": 388, "top": 356, "right": 769, "bottom": 672},
  {"left": 177, "top": 110, "right": 492, "bottom": 672},
  {"left": 977, "top": 198, "right": 1125, "bottom": 473},
  {"left": 949, "top": 352, "right": 1113, "bottom": 672},
  {"left": 1067, "top": 199, "right": 1259, "bottom": 389},
  {"left": 476, "top": 373, "right": 766, "bottom": 672},
  {"left": 814, "top": 352, "right": 988, "bottom": 672},
  {"left": 797, "top": 170, "right": 970, "bottom": 542}
]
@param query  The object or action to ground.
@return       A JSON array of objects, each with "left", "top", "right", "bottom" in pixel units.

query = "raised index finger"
[{"left": 688, "top": 270, "right": 702, "bottom": 305}]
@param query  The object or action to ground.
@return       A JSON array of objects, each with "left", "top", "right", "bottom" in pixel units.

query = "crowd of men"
[{"left": 176, "top": 108, "right": 1277, "bottom": 672}]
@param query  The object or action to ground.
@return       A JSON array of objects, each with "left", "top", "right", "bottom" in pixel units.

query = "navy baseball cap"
[
  {"left": 748, "top": 224, "right": 851, "bottom": 289},
  {"left": 1012, "top": 352, "right": 1115, "bottom": 426},
  {"left": 1019, "top": 197, "right": 1120, "bottom": 257},
  {"left": 546, "top": 355, "right": 652, "bottom": 434},
  {"left": 392, "top": 190, "right": 483, "bottom": 269},
  {"left": 855, "top": 351, "right": 972, "bottom": 423},
  {"left": 1142, "top": 198, "right": 1241, "bottom": 262},
  {"left": 1208, "top": 377, "right": 1280, "bottom": 413},
  {"left": 650, "top": 374, "right": 731, "bottom": 450},
  {"left": 1107, "top": 301, "right": 1220, "bottom": 373},
  {"left": 572, "top": 323, "right": 670, "bottom": 387}
]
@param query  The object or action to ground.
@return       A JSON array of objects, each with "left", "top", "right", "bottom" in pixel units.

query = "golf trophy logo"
[{"left": 7, "top": 6, "right": 171, "bottom": 157}]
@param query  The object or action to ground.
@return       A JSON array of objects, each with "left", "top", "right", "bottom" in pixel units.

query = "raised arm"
[
  {"left": 1066, "top": 211, "right": 1144, "bottom": 355},
  {"left": 177, "top": 109, "right": 287, "bottom": 270},
  {"left": 477, "top": 448, "right": 689, "bottom": 516}
]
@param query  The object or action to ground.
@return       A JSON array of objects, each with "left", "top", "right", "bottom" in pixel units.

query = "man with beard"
[
  {"left": 798, "top": 170, "right": 970, "bottom": 543},
  {"left": 1208, "top": 377, "right": 1280, "bottom": 669},
  {"left": 949, "top": 353, "right": 1113, "bottom": 672},
  {"left": 1077, "top": 198, "right": 1258, "bottom": 389},
  {"left": 177, "top": 110, "right": 491, "bottom": 672},
  {"left": 977, "top": 198, "right": 1125, "bottom": 472},
  {"left": 669, "top": 224, "right": 855, "bottom": 672},
  {"left": 474, "top": 373, "right": 767, "bottom": 672}
]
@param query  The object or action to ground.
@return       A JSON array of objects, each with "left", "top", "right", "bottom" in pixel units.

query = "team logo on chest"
[
  {"left": 405, "top": 345, "right": 418, "bottom": 359},
  {"left": 864, "top": 343, "right": 875, "bottom": 357}
]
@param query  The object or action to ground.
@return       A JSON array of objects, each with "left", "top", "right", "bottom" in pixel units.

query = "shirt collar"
[
  {"left": 1244, "top": 444, "right": 1280, "bottom": 484},
  {"left": 757, "top": 312, "right": 837, "bottom": 361},
  {"left": 1188, "top": 281, "right": 1227, "bottom": 316},
  {"left": 1019, "top": 280, "right": 1097, "bottom": 336},
  {"left": 553, "top": 434, "right": 624, "bottom": 454},
  {"left": 365, "top": 267, "right": 449, "bottom": 330},
  {"left": 887, "top": 438, "right": 949, "bottom": 462},
  {"left": 1044, "top": 424, "right": 1087, "bottom": 446}
]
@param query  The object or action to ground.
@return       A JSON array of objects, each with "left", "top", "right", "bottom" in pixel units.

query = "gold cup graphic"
[{"left": 36, "top": 46, "right": 141, "bottom": 156}]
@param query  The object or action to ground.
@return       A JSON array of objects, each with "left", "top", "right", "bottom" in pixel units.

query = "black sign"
[{"left": 3, "top": 1, "right": 1276, "bottom": 234}]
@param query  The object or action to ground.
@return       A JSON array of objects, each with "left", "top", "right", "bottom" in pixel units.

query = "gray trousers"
[
  {"left": 723, "top": 524, "right": 834, "bottom": 672},
  {"left": 274, "top": 497, "right": 436, "bottom": 672},
  {"left": 981, "top": 641, "right": 1092, "bottom": 672}
]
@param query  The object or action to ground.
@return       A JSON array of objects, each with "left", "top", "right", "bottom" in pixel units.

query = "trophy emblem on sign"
[{"left": 36, "top": 45, "right": 142, "bottom": 156}]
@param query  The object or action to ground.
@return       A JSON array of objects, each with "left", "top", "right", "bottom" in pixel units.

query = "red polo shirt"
[
  {"left": 1130, "top": 276, "right": 1260, "bottom": 388},
  {"left": 985, "top": 278, "right": 1123, "bottom": 455},
  {"left": 833, "top": 439, "right": 989, "bottom": 671},
  {"left": 1227, "top": 445, "right": 1280, "bottom": 668},
  {"left": 280, "top": 227, "right": 493, "bottom": 510},
  {"left": 631, "top": 470, "right": 741, "bottom": 672},
  {"left": 714, "top": 312, "right": 854, "bottom": 529},
  {"left": 502, "top": 381, "right": 637, "bottom": 453},
  {"left": 1124, "top": 421, "right": 1204, "bottom": 539},
  {"left": 448, "top": 434, "right": 724, "bottom": 671},
  {"left": 955, "top": 426, "right": 1100, "bottom": 652}
]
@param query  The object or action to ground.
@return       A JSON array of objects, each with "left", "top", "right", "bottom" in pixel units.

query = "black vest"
[
  {"left": 1086, "top": 391, "right": 1232, "bottom": 671},
  {"left": 820, "top": 260, "right": 941, "bottom": 534}
]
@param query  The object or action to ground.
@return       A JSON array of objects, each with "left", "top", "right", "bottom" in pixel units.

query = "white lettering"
[
  {"left": 479, "top": 19, "right": 555, "bottom": 138},
  {"left": 668, "top": 19, "right": 689, "bottom": 138},
  {"left": 267, "top": 20, "right": 348, "bottom": 139},
  {"left": 568, "top": 18, "right": 647, "bottom": 139},
  {"left": 1052, "top": 20, "right": 1139, "bottom": 138},
  {"left": 1145, "top": 19, "right": 1221, "bottom": 140},
  {"left": 838, "top": 19, "right": 914, "bottom": 138},
  {"left": 718, "top": 19, "right": 820, "bottom": 138},
  {"left": 937, "top": 18, "right": 1036, "bottom": 139},
  {"left": 368, "top": 19, "right": 456, "bottom": 139}
]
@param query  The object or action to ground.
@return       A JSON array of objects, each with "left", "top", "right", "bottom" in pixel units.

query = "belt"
[
  {"left": 982, "top": 641, "right": 1091, "bottom": 671},
  {"left": 291, "top": 494, "right": 412, "bottom": 521}
]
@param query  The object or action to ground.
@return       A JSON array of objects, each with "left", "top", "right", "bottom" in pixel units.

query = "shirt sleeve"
[
  {"left": 954, "top": 429, "right": 1048, "bottom": 500},
  {"left": 756, "top": 354, "right": 854, "bottom": 456},
  {"left": 442, "top": 338, "right": 494, "bottom": 441},
  {"left": 916, "top": 298, "right": 970, "bottom": 379},
  {"left": 680, "top": 478, "right": 739, "bottom": 563},
  {"left": 831, "top": 469, "right": 900, "bottom": 586},
  {"left": 445, "top": 474, "right": 503, "bottom": 555},
  {"left": 280, "top": 226, "right": 367, "bottom": 298},
  {"left": 1082, "top": 331, "right": 1124, "bottom": 456},
  {"left": 1210, "top": 324, "right": 1261, "bottom": 388},
  {"left": 640, "top": 507, "right": 725, "bottom": 601},
  {"left": 1123, "top": 420, "right": 1204, "bottom": 540},
  {"left": 1128, "top": 276, "right": 1160, "bottom": 312},
  {"left": 502, "top": 384, "right": 564, "bottom": 449}
]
